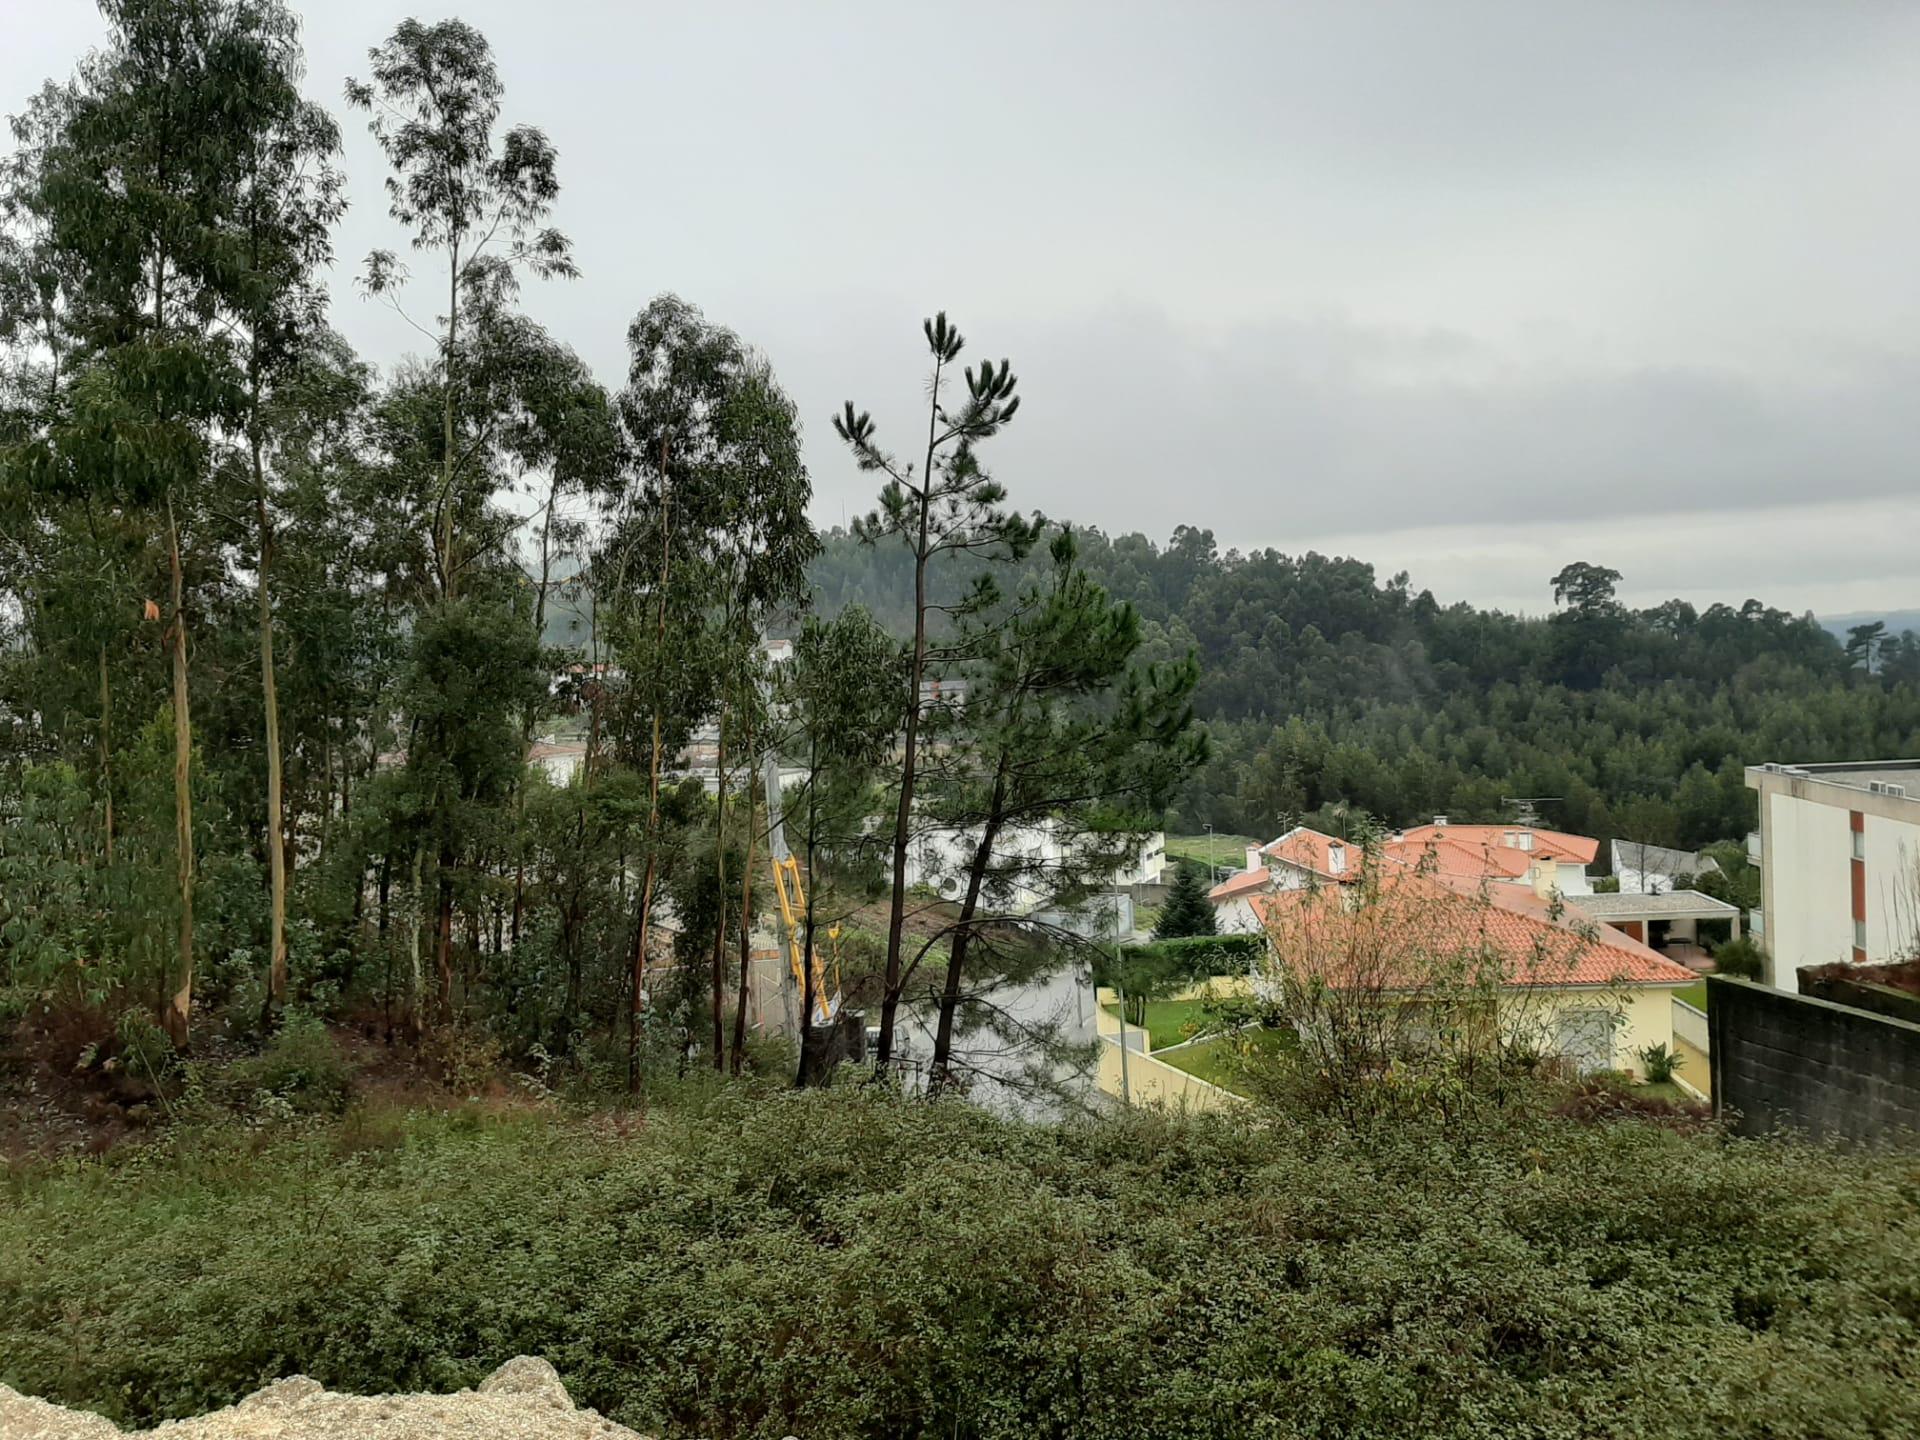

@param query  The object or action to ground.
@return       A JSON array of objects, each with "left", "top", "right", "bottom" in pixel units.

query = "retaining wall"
[{"left": 1708, "top": 975, "right": 1920, "bottom": 1142}]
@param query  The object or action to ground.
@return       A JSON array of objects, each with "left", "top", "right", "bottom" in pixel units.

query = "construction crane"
[{"left": 763, "top": 753, "right": 841, "bottom": 1027}]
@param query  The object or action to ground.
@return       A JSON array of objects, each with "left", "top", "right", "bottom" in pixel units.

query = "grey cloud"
[{"left": 5, "top": 0, "right": 1918, "bottom": 612}]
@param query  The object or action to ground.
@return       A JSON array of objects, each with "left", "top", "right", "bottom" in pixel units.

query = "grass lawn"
[
  {"left": 1675, "top": 981, "right": 1708, "bottom": 1011},
  {"left": 1155, "top": 1025, "right": 1294, "bottom": 1091},
  {"left": 1633, "top": 1080, "right": 1688, "bottom": 1102},
  {"left": 1164, "top": 832, "right": 1261, "bottom": 872},
  {"left": 1104, "top": 997, "right": 1218, "bottom": 1051}
]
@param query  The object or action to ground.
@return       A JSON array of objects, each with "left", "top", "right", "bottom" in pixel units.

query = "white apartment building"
[
  {"left": 904, "top": 822, "right": 1166, "bottom": 915},
  {"left": 1746, "top": 760, "right": 1920, "bottom": 990}
]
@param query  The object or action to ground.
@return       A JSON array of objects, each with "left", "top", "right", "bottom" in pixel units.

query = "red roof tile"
[
  {"left": 1249, "top": 868, "right": 1695, "bottom": 989},
  {"left": 1382, "top": 833, "right": 1532, "bottom": 882},
  {"left": 1208, "top": 867, "right": 1273, "bottom": 902},
  {"left": 1396, "top": 824, "right": 1599, "bottom": 866},
  {"left": 1262, "top": 827, "right": 1361, "bottom": 882}
]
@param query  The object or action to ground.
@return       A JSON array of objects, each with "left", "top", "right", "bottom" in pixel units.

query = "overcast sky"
[{"left": 9, "top": 0, "right": 1920, "bottom": 616}]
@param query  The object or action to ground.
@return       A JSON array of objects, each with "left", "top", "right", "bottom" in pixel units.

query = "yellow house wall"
[{"left": 1495, "top": 984, "right": 1680, "bottom": 1079}]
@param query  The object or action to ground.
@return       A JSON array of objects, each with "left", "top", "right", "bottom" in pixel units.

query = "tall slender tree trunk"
[
  {"left": 876, "top": 362, "right": 946, "bottom": 1069},
  {"left": 256, "top": 464, "right": 288, "bottom": 1021},
  {"left": 877, "top": 545, "right": 929, "bottom": 1068},
  {"left": 164, "top": 496, "right": 194, "bottom": 1047},
  {"left": 435, "top": 834, "right": 456, "bottom": 1019},
  {"left": 439, "top": 244, "right": 460, "bottom": 602},
  {"left": 731, "top": 721, "right": 758, "bottom": 1076},
  {"left": 408, "top": 840, "right": 425, "bottom": 1039},
  {"left": 628, "top": 437, "right": 673, "bottom": 1090},
  {"left": 513, "top": 478, "right": 562, "bottom": 946},
  {"left": 97, "top": 644, "right": 114, "bottom": 864},
  {"left": 795, "top": 736, "right": 822, "bottom": 1089},
  {"left": 709, "top": 712, "right": 730, "bottom": 1071},
  {"left": 930, "top": 770, "right": 1010, "bottom": 1089}
]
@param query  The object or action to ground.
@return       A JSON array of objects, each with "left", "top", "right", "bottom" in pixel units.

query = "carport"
[{"left": 1567, "top": 889, "right": 1742, "bottom": 957}]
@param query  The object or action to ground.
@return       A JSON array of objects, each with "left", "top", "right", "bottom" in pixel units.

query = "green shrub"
[
  {"left": 1637, "top": 1041, "right": 1683, "bottom": 1084},
  {"left": 3, "top": 1093, "right": 1918, "bottom": 1439},
  {"left": 226, "top": 1013, "right": 355, "bottom": 1116},
  {"left": 1711, "top": 935, "right": 1767, "bottom": 979},
  {"left": 1096, "top": 933, "right": 1264, "bottom": 993}
]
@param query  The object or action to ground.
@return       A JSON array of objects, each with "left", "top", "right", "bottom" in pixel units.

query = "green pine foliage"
[
  {"left": 1153, "top": 862, "right": 1217, "bottom": 939},
  {"left": 808, "top": 528, "right": 1920, "bottom": 848}
]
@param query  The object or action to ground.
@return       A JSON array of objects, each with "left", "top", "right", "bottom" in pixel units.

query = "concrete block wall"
[{"left": 1708, "top": 976, "right": 1920, "bottom": 1142}]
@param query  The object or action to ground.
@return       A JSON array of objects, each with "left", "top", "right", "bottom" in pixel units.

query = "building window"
[
  {"left": 1853, "top": 918, "right": 1868, "bottom": 953},
  {"left": 1852, "top": 828, "right": 1866, "bottom": 861}
]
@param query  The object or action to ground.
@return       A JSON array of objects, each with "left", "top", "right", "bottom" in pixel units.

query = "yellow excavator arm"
[{"left": 770, "top": 853, "right": 838, "bottom": 1027}]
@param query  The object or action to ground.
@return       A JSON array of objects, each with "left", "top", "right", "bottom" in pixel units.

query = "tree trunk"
[
  {"left": 877, "top": 365, "right": 947, "bottom": 1069},
  {"left": 877, "top": 546, "right": 930, "bottom": 1070},
  {"left": 731, "top": 740, "right": 758, "bottom": 1076},
  {"left": 795, "top": 736, "right": 822, "bottom": 1089},
  {"left": 709, "top": 711, "right": 730, "bottom": 1072},
  {"left": 439, "top": 244, "right": 460, "bottom": 601},
  {"left": 930, "top": 772, "right": 1009, "bottom": 1090},
  {"left": 408, "top": 840, "right": 425, "bottom": 1040},
  {"left": 163, "top": 496, "right": 194, "bottom": 1048},
  {"left": 258, "top": 475, "right": 288, "bottom": 1021},
  {"left": 514, "top": 476, "right": 562, "bottom": 946},
  {"left": 628, "top": 847, "right": 657, "bottom": 1088},
  {"left": 97, "top": 644, "right": 114, "bottom": 865},
  {"left": 627, "top": 436, "right": 673, "bottom": 1092},
  {"left": 435, "top": 837, "right": 456, "bottom": 1020}
]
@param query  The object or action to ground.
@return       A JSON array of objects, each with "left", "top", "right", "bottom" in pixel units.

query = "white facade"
[
  {"left": 1547, "top": 862, "right": 1592, "bottom": 896},
  {"left": 530, "top": 740, "right": 586, "bottom": 786},
  {"left": 904, "top": 822, "right": 1166, "bottom": 916},
  {"left": 1611, "top": 839, "right": 1720, "bottom": 896},
  {"left": 1748, "top": 762, "right": 1920, "bottom": 990},
  {"left": 1212, "top": 893, "right": 1263, "bottom": 934}
]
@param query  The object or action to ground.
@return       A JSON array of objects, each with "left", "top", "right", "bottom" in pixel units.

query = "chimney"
[
  {"left": 1245, "top": 845, "right": 1264, "bottom": 874},
  {"left": 1327, "top": 841, "right": 1347, "bottom": 875},
  {"left": 1531, "top": 855, "right": 1560, "bottom": 899}
]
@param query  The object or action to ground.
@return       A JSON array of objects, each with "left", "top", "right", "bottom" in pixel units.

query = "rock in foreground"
[{"left": 0, "top": 1357, "right": 648, "bottom": 1440}]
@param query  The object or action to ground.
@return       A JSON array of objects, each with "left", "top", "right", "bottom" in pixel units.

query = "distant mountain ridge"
[{"left": 1822, "top": 611, "right": 1920, "bottom": 642}]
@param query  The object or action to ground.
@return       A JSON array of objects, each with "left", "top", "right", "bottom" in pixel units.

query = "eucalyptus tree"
[
  {"left": 603, "top": 295, "right": 743, "bottom": 1083},
  {"left": 349, "top": 21, "right": 588, "bottom": 1026},
  {"left": 916, "top": 530, "right": 1205, "bottom": 1092},
  {"left": 465, "top": 315, "right": 622, "bottom": 945},
  {"left": 783, "top": 607, "right": 902, "bottom": 1085},
  {"left": 703, "top": 359, "right": 816, "bottom": 1075},
  {"left": 219, "top": 7, "right": 344, "bottom": 1020},
  {"left": 15, "top": 0, "right": 327, "bottom": 1044},
  {"left": 346, "top": 17, "right": 575, "bottom": 604},
  {"left": 834, "top": 312, "right": 1041, "bottom": 1069}
]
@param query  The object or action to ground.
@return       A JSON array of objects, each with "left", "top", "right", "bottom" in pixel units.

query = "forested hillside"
[{"left": 812, "top": 528, "right": 1920, "bottom": 848}]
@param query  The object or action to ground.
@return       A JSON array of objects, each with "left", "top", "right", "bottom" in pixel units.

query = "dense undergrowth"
[{"left": 4, "top": 1086, "right": 1919, "bottom": 1440}]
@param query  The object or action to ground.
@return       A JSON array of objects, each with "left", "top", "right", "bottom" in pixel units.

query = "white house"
[
  {"left": 1746, "top": 760, "right": 1920, "bottom": 989},
  {"left": 904, "top": 821, "right": 1166, "bottom": 916},
  {"left": 1611, "top": 839, "right": 1721, "bottom": 896},
  {"left": 1206, "top": 827, "right": 1359, "bottom": 932},
  {"left": 529, "top": 738, "right": 587, "bottom": 786}
]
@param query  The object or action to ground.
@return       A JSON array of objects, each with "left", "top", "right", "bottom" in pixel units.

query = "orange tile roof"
[
  {"left": 1382, "top": 833, "right": 1532, "bottom": 882},
  {"left": 1249, "top": 869, "right": 1695, "bottom": 989},
  {"left": 1262, "top": 827, "right": 1361, "bottom": 882},
  {"left": 1208, "top": 867, "right": 1274, "bottom": 902},
  {"left": 1396, "top": 824, "right": 1599, "bottom": 866},
  {"left": 1211, "top": 827, "right": 1362, "bottom": 903}
]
